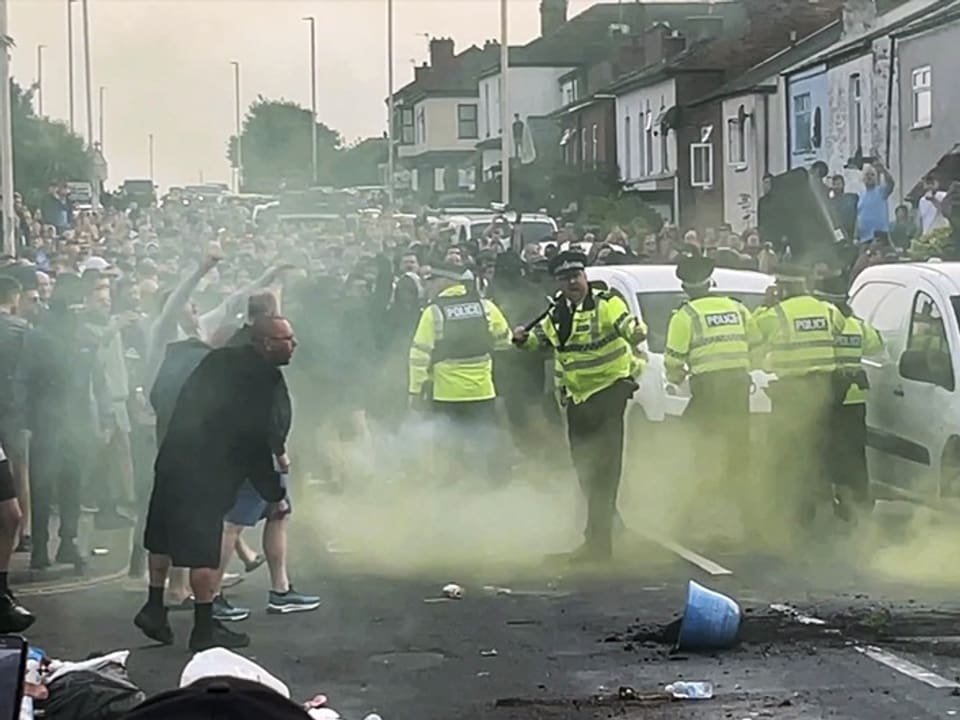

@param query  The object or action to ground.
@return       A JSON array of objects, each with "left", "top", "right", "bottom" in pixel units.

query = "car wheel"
[{"left": 939, "top": 438, "right": 960, "bottom": 498}]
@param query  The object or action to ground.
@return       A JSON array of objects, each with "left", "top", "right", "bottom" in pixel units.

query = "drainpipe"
[
  {"left": 885, "top": 35, "right": 896, "bottom": 165},
  {"left": 762, "top": 92, "right": 770, "bottom": 175},
  {"left": 784, "top": 76, "right": 793, "bottom": 170}
]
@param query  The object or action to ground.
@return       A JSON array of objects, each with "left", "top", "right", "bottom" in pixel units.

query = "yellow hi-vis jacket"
[
  {"left": 835, "top": 315, "right": 883, "bottom": 405},
  {"left": 520, "top": 290, "right": 646, "bottom": 405},
  {"left": 754, "top": 295, "right": 846, "bottom": 378},
  {"left": 409, "top": 284, "right": 512, "bottom": 402},
  {"left": 663, "top": 295, "right": 762, "bottom": 384}
]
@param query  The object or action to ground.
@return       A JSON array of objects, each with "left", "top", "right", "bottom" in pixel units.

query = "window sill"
[
  {"left": 911, "top": 122, "right": 932, "bottom": 131},
  {"left": 728, "top": 163, "right": 749, "bottom": 172}
]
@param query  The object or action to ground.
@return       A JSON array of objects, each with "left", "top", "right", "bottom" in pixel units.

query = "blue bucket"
[{"left": 677, "top": 580, "right": 742, "bottom": 651}]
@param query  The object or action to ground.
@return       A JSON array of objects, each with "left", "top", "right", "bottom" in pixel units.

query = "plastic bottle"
[{"left": 664, "top": 681, "right": 714, "bottom": 700}]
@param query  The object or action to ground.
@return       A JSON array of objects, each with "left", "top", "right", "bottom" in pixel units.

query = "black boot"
[
  {"left": 188, "top": 619, "right": 250, "bottom": 652},
  {"left": 134, "top": 604, "right": 174, "bottom": 645},
  {"left": 0, "top": 593, "right": 35, "bottom": 633},
  {"left": 55, "top": 540, "right": 87, "bottom": 572}
]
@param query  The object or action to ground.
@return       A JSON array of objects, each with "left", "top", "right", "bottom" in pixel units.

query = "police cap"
[
  {"left": 548, "top": 250, "right": 587, "bottom": 278},
  {"left": 675, "top": 255, "right": 715, "bottom": 285}
]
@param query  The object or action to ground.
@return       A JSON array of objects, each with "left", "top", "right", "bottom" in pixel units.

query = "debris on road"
[
  {"left": 479, "top": 649, "right": 498, "bottom": 657},
  {"left": 664, "top": 681, "right": 714, "bottom": 700},
  {"left": 442, "top": 583, "right": 464, "bottom": 599},
  {"left": 483, "top": 585, "right": 512, "bottom": 595},
  {"left": 677, "top": 581, "right": 742, "bottom": 651},
  {"left": 770, "top": 603, "right": 827, "bottom": 625}
]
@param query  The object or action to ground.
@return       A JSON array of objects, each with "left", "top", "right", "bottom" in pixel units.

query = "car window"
[
  {"left": 637, "top": 291, "right": 766, "bottom": 353},
  {"left": 867, "top": 285, "right": 909, "bottom": 335},
  {"left": 907, "top": 291, "right": 954, "bottom": 388},
  {"left": 519, "top": 221, "right": 555, "bottom": 244},
  {"left": 850, "top": 281, "right": 898, "bottom": 321}
]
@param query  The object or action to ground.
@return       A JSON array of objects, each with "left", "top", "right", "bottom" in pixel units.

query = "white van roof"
[
  {"left": 855, "top": 261, "right": 960, "bottom": 295},
  {"left": 587, "top": 264, "right": 773, "bottom": 294}
]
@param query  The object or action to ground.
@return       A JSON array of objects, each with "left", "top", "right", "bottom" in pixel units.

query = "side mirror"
[{"left": 899, "top": 349, "right": 955, "bottom": 390}]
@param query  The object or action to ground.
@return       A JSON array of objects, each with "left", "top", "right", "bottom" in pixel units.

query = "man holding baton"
[{"left": 512, "top": 251, "right": 646, "bottom": 562}]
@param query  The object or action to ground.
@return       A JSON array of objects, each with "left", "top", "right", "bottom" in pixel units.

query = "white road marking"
[
  {"left": 856, "top": 645, "right": 960, "bottom": 689},
  {"left": 641, "top": 531, "right": 733, "bottom": 576}
]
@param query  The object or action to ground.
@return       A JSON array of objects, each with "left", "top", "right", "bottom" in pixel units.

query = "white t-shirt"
[{"left": 918, "top": 191, "right": 948, "bottom": 235}]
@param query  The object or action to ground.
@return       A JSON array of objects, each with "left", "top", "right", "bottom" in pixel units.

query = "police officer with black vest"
[
  {"left": 664, "top": 255, "right": 761, "bottom": 497},
  {"left": 409, "top": 263, "right": 512, "bottom": 482}
]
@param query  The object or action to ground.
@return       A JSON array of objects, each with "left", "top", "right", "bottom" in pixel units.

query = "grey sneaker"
[
  {"left": 212, "top": 594, "right": 250, "bottom": 622},
  {"left": 267, "top": 587, "right": 320, "bottom": 615}
]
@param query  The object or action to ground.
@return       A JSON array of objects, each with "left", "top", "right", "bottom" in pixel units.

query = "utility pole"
[
  {"left": 231, "top": 60, "right": 241, "bottom": 192},
  {"left": 67, "top": 0, "right": 76, "bottom": 131},
  {"left": 500, "top": 0, "right": 510, "bottom": 206},
  {"left": 148, "top": 133, "right": 154, "bottom": 181},
  {"left": 98, "top": 85, "right": 104, "bottom": 150},
  {"left": 386, "top": 0, "right": 395, "bottom": 208},
  {"left": 36, "top": 44, "right": 46, "bottom": 116},
  {"left": 81, "top": 0, "right": 93, "bottom": 147},
  {"left": 0, "top": 0, "right": 15, "bottom": 256},
  {"left": 303, "top": 16, "right": 317, "bottom": 187}
]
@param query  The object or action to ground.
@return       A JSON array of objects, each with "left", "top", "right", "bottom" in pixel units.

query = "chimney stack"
[
  {"left": 429, "top": 37, "right": 455, "bottom": 70},
  {"left": 842, "top": 0, "right": 877, "bottom": 37},
  {"left": 643, "top": 22, "right": 686, "bottom": 65},
  {"left": 540, "top": 0, "right": 568, "bottom": 37}
]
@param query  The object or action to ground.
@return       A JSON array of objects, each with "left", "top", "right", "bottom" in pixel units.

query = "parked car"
[
  {"left": 120, "top": 179, "right": 156, "bottom": 208},
  {"left": 586, "top": 265, "right": 775, "bottom": 423},
  {"left": 849, "top": 261, "right": 960, "bottom": 500}
]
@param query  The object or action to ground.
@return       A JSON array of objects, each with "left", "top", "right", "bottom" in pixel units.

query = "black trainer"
[
  {"left": 0, "top": 593, "right": 35, "bottom": 633},
  {"left": 134, "top": 604, "right": 174, "bottom": 645},
  {"left": 188, "top": 619, "right": 250, "bottom": 652}
]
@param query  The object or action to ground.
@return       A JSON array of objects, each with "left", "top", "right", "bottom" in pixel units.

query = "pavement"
[{"left": 15, "top": 484, "right": 960, "bottom": 720}]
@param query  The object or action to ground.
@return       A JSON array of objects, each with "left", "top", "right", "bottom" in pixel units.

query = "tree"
[
  {"left": 9, "top": 80, "right": 92, "bottom": 207},
  {"left": 227, "top": 96, "right": 342, "bottom": 193},
  {"left": 332, "top": 136, "right": 387, "bottom": 188}
]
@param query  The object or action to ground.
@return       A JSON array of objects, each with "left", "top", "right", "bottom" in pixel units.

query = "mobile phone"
[{"left": 0, "top": 635, "right": 27, "bottom": 720}]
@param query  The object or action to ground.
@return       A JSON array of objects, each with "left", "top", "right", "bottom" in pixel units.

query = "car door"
[
  {"left": 850, "top": 280, "right": 910, "bottom": 488},
  {"left": 882, "top": 284, "right": 955, "bottom": 494}
]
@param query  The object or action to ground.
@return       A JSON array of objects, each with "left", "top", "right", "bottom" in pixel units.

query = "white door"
[{"left": 883, "top": 284, "right": 955, "bottom": 494}]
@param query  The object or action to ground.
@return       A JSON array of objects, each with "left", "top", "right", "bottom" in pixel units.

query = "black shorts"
[
  {"left": 143, "top": 486, "right": 224, "bottom": 570},
  {"left": 0, "top": 459, "right": 17, "bottom": 504}
]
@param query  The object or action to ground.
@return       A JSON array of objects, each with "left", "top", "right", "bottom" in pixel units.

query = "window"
[
  {"left": 434, "top": 167, "right": 446, "bottom": 192},
  {"left": 906, "top": 291, "right": 953, "bottom": 388},
  {"left": 727, "top": 117, "right": 746, "bottom": 166},
  {"left": 415, "top": 106, "right": 426, "bottom": 144},
  {"left": 637, "top": 112, "right": 645, "bottom": 176},
  {"left": 580, "top": 128, "right": 587, "bottom": 164},
  {"left": 793, "top": 92, "right": 812, "bottom": 152},
  {"left": 591, "top": 124, "right": 598, "bottom": 169},
  {"left": 400, "top": 108, "right": 414, "bottom": 145},
  {"left": 644, "top": 103, "right": 654, "bottom": 175},
  {"left": 561, "top": 78, "right": 579, "bottom": 106},
  {"left": 849, "top": 73, "right": 862, "bottom": 153},
  {"left": 624, "top": 116, "right": 632, "bottom": 178},
  {"left": 912, "top": 66, "right": 932, "bottom": 129},
  {"left": 690, "top": 143, "right": 713, "bottom": 188},
  {"left": 484, "top": 84, "right": 491, "bottom": 137},
  {"left": 457, "top": 104, "right": 478, "bottom": 139},
  {"left": 870, "top": 285, "right": 909, "bottom": 334},
  {"left": 410, "top": 168, "right": 419, "bottom": 192}
]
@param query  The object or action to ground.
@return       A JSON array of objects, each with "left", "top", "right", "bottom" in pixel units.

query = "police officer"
[
  {"left": 512, "top": 251, "right": 646, "bottom": 562},
  {"left": 664, "top": 255, "right": 761, "bottom": 497},
  {"left": 754, "top": 267, "right": 846, "bottom": 522},
  {"left": 409, "top": 262, "right": 512, "bottom": 482},
  {"left": 813, "top": 275, "right": 883, "bottom": 519}
]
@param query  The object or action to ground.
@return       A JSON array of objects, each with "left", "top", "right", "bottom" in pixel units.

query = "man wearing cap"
[
  {"left": 512, "top": 250, "right": 646, "bottom": 561},
  {"left": 754, "top": 267, "right": 846, "bottom": 523},
  {"left": 409, "top": 262, "right": 512, "bottom": 483},
  {"left": 664, "top": 255, "right": 761, "bottom": 499},
  {"left": 813, "top": 275, "right": 883, "bottom": 519}
]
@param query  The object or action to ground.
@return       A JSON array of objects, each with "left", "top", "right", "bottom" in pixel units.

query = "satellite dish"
[{"left": 737, "top": 104, "right": 751, "bottom": 126}]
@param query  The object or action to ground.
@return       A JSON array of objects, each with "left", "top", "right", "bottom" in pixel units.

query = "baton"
[{"left": 521, "top": 292, "right": 562, "bottom": 334}]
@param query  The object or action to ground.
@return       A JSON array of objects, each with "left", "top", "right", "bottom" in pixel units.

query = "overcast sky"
[{"left": 8, "top": 0, "right": 598, "bottom": 190}]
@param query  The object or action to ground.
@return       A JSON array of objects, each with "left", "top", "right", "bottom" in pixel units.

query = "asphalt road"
[{"left": 19, "top": 490, "right": 960, "bottom": 720}]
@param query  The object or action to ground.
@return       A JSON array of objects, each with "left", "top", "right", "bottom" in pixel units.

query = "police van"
[
  {"left": 849, "top": 261, "right": 960, "bottom": 502},
  {"left": 585, "top": 265, "right": 776, "bottom": 423}
]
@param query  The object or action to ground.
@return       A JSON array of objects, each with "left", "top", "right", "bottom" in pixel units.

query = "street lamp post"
[
  {"left": 386, "top": 0, "right": 395, "bottom": 208},
  {"left": 0, "top": 0, "right": 15, "bottom": 256},
  {"left": 98, "top": 85, "right": 104, "bottom": 150},
  {"left": 36, "top": 44, "right": 46, "bottom": 116},
  {"left": 500, "top": 0, "right": 510, "bottom": 206},
  {"left": 231, "top": 61, "right": 241, "bottom": 192},
  {"left": 81, "top": 0, "right": 93, "bottom": 147},
  {"left": 303, "top": 16, "right": 317, "bottom": 187},
  {"left": 67, "top": 0, "right": 76, "bottom": 131},
  {"left": 148, "top": 133, "right": 154, "bottom": 181}
]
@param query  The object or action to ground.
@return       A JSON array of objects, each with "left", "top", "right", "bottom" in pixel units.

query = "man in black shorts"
[
  {"left": 0, "top": 447, "right": 34, "bottom": 631},
  {"left": 135, "top": 316, "right": 296, "bottom": 651}
]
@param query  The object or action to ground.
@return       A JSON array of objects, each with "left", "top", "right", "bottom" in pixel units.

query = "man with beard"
[{"left": 135, "top": 315, "right": 296, "bottom": 651}]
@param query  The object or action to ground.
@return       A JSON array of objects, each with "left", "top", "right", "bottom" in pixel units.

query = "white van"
[
  {"left": 849, "top": 262, "right": 960, "bottom": 499},
  {"left": 586, "top": 265, "right": 775, "bottom": 422}
]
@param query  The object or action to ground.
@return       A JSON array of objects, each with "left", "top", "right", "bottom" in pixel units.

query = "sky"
[{"left": 8, "top": 0, "right": 598, "bottom": 191}]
